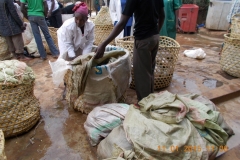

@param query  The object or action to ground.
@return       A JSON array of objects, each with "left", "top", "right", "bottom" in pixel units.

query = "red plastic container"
[{"left": 178, "top": 4, "right": 199, "bottom": 33}]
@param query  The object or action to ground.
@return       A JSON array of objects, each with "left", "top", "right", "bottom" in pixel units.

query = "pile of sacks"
[{"left": 85, "top": 91, "right": 234, "bottom": 160}]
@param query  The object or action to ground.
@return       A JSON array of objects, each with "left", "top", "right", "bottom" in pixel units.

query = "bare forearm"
[
  {"left": 21, "top": 3, "right": 28, "bottom": 20},
  {"left": 158, "top": 17, "right": 165, "bottom": 32},
  {"left": 50, "top": 2, "right": 55, "bottom": 13},
  {"left": 158, "top": 7, "right": 165, "bottom": 32},
  {"left": 175, "top": 10, "right": 179, "bottom": 27},
  {"left": 44, "top": 2, "right": 48, "bottom": 17}
]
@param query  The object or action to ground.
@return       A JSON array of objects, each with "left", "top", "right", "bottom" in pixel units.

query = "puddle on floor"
[
  {"left": 172, "top": 73, "right": 201, "bottom": 94},
  {"left": 203, "top": 78, "right": 223, "bottom": 89}
]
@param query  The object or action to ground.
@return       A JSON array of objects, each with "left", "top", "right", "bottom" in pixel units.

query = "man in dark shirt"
[
  {"left": 61, "top": 4, "right": 74, "bottom": 14},
  {"left": 95, "top": 0, "right": 165, "bottom": 102}
]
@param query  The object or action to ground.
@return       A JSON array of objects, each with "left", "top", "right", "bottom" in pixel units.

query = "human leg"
[
  {"left": 49, "top": 9, "right": 62, "bottom": 28},
  {"left": 5, "top": 36, "right": 16, "bottom": 53},
  {"left": 11, "top": 33, "right": 24, "bottom": 54},
  {"left": 133, "top": 37, "right": 152, "bottom": 101},
  {"left": 37, "top": 16, "right": 59, "bottom": 56},
  {"left": 29, "top": 16, "right": 47, "bottom": 59},
  {"left": 150, "top": 35, "right": 159, "bottom": 92},
  {"left": 4, "top": 36, "right": 17, "bottom": 59},
  {"left": 54, "top": 9, "right": 63, "bottom": 28},
  {"left": 133, "top": 35, "right": 159, "bottom": 101},
  {"left": 11, "top": 33, "right": 32, "bottom": 60}
]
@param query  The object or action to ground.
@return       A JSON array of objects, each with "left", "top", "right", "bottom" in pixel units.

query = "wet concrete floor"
[{"left": 4, "top": 33, "right": 240, "bottom": 160}]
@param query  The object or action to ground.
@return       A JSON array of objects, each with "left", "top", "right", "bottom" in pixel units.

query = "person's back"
[
  {"left": 61, "top": 4, "right": 75, "bottom": 14},
  {"left": 24, "top": 0, "right": 45, "bottom": 17},
  {"left": 123, "top": 0, "right": 163, "bottom": 40},
  {"left": 0, "top": 0, "right": 23, "bottom": 36},
  {"left": 21, "top": 0, "right": 59, "bottom": 60}
]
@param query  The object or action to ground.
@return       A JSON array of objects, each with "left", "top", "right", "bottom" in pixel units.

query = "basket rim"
[
  {"left": 116, "top": 36, "right": 180, "bottom": 48},
  {"left": 232, "top": 13, "right": 240, "bottom": 20},
  {"left": 225, "top": 33, "right": 240, "bottom": 41}
]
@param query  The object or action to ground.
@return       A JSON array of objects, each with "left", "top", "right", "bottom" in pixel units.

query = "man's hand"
[
  {"left": 47, "top": 11, "right": 52, "bottom": 18},
  {"left": 21, "top": 23, "right": 27, "bottom": 31},
  {"left": 95, "top": 43, "right": 106, "bottom": 59}
]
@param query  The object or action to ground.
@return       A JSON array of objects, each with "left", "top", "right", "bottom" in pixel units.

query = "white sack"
[
  {"left": 84, "top": 103, "right": 129, "bottom": 146},
  {"left": 183, "top": 48, "right": 206, "bottom": 59}
]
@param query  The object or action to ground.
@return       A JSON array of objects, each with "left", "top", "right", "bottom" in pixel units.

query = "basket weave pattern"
[
  {"left": 93, "top": 6, "right": 115, "bottom": 45},
  {"left": 220, "top": 34, "right": 240, "bottom": 78},
  {"left": 0, "top": 82, "right": 40, "bottom": 138},
  {"left": 0, "top": 130, "right": 6, "bottom": 160},
  {"left": 64, "top": 70, "right": 73, "bottom": 106},
  {"left": 94, "top": 25, "right": 115, "bottom": 45},
  {"left": 230, "top": 14, "right": 240, "bottom": 39},
  {"left": 116, "top": 36, "right": 180, "bottom": 90}
]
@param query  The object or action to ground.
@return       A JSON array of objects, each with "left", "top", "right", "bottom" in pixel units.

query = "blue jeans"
[{"left": 28, "top": 16, "right": 59, "bottom": 58}]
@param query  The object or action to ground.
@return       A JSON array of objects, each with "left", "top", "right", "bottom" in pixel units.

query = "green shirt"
[{"left": 20, "top": 0, "right": 45, "bottom": 17}]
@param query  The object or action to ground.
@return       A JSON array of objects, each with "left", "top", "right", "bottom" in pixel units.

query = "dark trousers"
[
  {"left": 49, "top": 8, "right": 63, "bottom": 28},
  {"left": 133, "top": 34, "right": 159, "bottom": 101}
]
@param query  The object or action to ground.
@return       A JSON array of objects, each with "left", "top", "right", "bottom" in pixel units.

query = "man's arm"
[
  {"left": 95, "top": 14, "right": 130, "bottom": 59},
  {"left": 6, "top": 0, "right": 23, "bottom": 27},
  {"left": 47, "top": 0, "right": 55, "bottom": 18},
  {"left": 20, "top": 2, "right": 28, "bottom": 20},
  {"left": 44, "top": 1, "right": 48, "bottom": 17},
  {"left": 158, "top": 7, "right": 165, "bottom": 33}
]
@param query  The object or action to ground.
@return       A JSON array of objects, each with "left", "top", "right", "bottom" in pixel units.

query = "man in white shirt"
[
  {"left": 46, "top": 0, "right": 62, "bottom": 28},
  {"left": 57, "top": 2, "right": 94, "bottom": 61}
]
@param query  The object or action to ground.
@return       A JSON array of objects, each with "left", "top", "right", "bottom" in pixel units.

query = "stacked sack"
[
  {"left": 0, "top": 60, "right": 40, "bottom": 137},
  {"left": 220, "top": 14, "right": 240, "bottom": 77},
  {"left": 92, "top": 91, "right": 234, "bottom": 160}
]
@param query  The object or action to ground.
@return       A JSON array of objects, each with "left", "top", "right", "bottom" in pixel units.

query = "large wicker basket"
[
  {"left": 0, "top": 36, "right": 12, "bottom": 61},
  {"left": 0, "top": 82, "right": 40, "bottom": 137},
  {"left": 220, "top": 34, "right": 240, "bottom": 78},
  {"left": 0, "top": 61, "right": 40, "bottom": 138},
  {"left": 0, "top": 130, "right": 6, "bottom": 160},
  {"left": 230, "top": 14, "right": 240, "bottom": 39},
  {"left": 93, "top": 6, "right": 115, "bottom": 45},
  {"left": 116, "top": 36, "right": 180, "bottom": 90}
]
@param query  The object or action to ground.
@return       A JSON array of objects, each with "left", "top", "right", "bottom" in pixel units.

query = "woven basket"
[
  {"left": 0, "top": 36, "right": 12, "bottom": 61},
  {"left": 0, "top": 81, "right": 40, "bottom": 137},
  {"left": 116, "top": 36, "right": 180, "bottom": 90},
  {"left": 220, "top": 34, "right": 240, "bottom": 78},
  {"left": 93, "top": 6, "right": 115, "bottom": 45},
  {"left": 0, "top": 130, "right": 6, "bottom": 160},
  {"left": 230, "top": 14, "right": 240, "bottom": 39}
]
